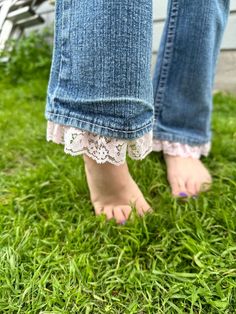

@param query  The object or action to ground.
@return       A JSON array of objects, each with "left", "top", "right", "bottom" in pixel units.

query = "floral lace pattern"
[
  {"left": 46, "top": 121, "right": 153, "bottom": 165},
  {"left": 46, "top": 121, "right": 211, "bottom": 165},
  {"left": 152, "top": 139, "right": 211, "bottom": 159}
]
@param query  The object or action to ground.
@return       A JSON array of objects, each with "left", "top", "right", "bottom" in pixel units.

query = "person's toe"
[
  {"left": 113, "top": 206, "right": 127, "bottom": 224},
  {"left": 169, "top": 177, "right": 188, "bottom": 197},
  {"left": 200, "top": 178, "right": 212, "bottom": 193},
  {"left": 143, "top": 203, "right": 153, "bottom": 214},
  {"left": 130, "top": 198, "right": 153, "bottom": 217},
  {"left": 94, "top": 206, "right": 104, "bottom": 216},
  {"left": 186, "top": 179, "right": 197, "bottom": 196},
  {"left": 102, "top": 206, "right": 114, "bottom": 220},
  {"left": 194, "top": 173, "right": 212, "bottom": 194},
  {"left": 168, "top": 177, "right": 179, "bottom": 196},
  {"left": 139, "top": 202, "right": 153, "bottom": 216},
  {"left": 120, "top": 205, "right": 132, "bottom": 220}
]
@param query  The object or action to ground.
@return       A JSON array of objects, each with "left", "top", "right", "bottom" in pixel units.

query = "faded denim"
[
  {"left": 152, "top": 0, "right": 230, "bottom": 146},
  {"left": 45, "top": 0, "right": 230, "bottom": 144}
]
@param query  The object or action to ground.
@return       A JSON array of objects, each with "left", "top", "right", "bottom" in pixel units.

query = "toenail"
[
  {"left": 192, "top": 195, "right": 198, "bottom": 199},
  {"left": 120, "top": 220, "right": 126, "bottom": 225},
  {"left": 179, "top": 192, "right": 188, "bottom": 197}
]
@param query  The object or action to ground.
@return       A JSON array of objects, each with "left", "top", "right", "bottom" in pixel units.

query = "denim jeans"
[{"left": 45, "top": 0, "right": 230, "bottom": 145}]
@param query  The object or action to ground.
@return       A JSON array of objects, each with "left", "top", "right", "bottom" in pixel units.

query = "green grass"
[{"left": 0, "top": 79, "right": 236, "bottom": 313}]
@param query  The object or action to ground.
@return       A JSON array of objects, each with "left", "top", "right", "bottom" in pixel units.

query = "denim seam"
[
  {"left": 153, "top": 0, "right": 179, "bottom": 120},
  {"left": 46, "top": 4, "right": 58, "bottom": 107},
  {"left": 51, "top": 0, "right": 69, "bottom": 109},
  {"left": 46, "top": 111, "right": 154, "bottom": 134}
]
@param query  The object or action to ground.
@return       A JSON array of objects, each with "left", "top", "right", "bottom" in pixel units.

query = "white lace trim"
[
  {"left": 46, "top": 121, "right": 211, "bottom": 164},
  {"left": 152, "top": 139, "right": 211, "bottom": 159},
  {"left": 46, "top": 121, "right": 153, "bottom": 166}
]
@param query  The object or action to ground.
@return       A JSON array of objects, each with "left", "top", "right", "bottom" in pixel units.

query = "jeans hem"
[
  {"left": 45, "top": 111, "right": 154, "bottom": 140},
  {"left": 153, "top": 132, "right": 211, "bottom": 146}
]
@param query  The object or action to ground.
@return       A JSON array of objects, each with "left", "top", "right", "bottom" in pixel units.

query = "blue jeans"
[{"left": 45, "top": 0, "right": 230, "bottom": 146}]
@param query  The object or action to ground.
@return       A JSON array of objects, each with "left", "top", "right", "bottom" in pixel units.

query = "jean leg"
[
  {"left": 45, "top": 0, "right": 154, "bottom": 140},
  {"left": 152, "top": 0, "right": 230, "bottom": 146}
]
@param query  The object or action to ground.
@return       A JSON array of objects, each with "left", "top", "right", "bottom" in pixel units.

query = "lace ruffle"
[
  {"left": 46, "top": 121, "right": 153, "bottom": 166},
  {"left": 152, "top": 139, "right": 211, "bottom": 159},
  {"left": 46, "top": 121, "right": 211, "bottom": 164}
]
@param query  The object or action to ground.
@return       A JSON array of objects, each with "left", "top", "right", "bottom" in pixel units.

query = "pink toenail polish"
[
  {"left": 121, "top": 220, "right": 126, "bottom": 225},
  {"left": 179, "top": 192, "right": 188, "bottom": 197}
]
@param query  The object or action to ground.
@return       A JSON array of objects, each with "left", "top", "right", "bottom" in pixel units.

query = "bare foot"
[
  {"left": 164, "top": 154, "right": 212, "bottom": 197},
  {"left": 83, "top": 155, "right": 153, "bottom": 224}
]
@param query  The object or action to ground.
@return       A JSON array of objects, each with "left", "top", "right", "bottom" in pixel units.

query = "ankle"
[{"left": 83, "top": 154, "right": 128, "bottom": 172}]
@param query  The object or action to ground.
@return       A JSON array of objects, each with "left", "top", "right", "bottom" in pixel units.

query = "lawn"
[{"left": 0, "top": 79, "right": 236, "bottom": 313}]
